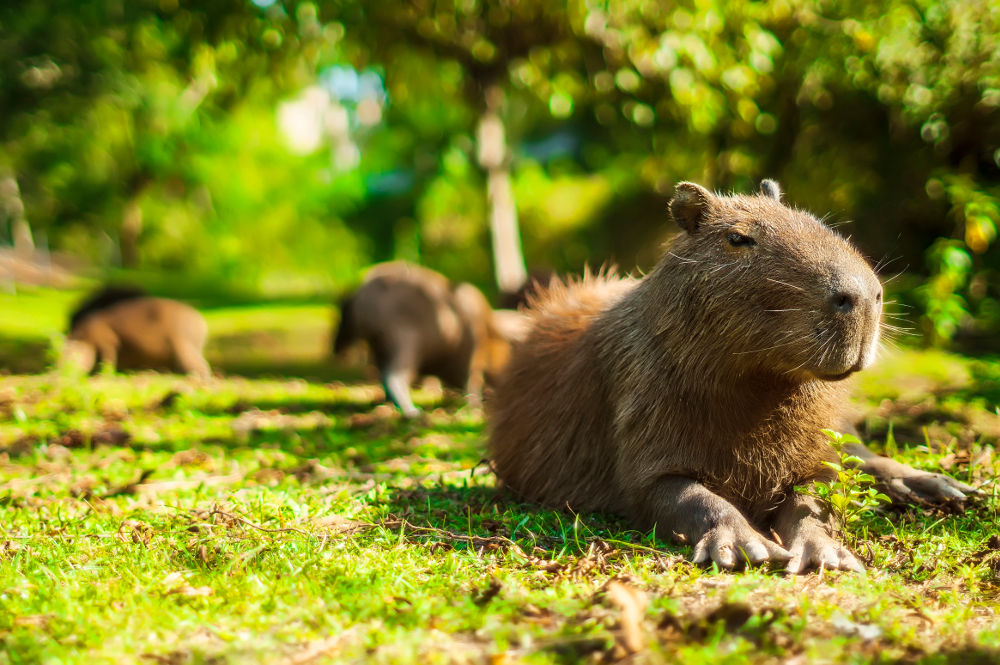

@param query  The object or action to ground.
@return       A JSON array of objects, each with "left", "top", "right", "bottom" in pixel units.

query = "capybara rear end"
[
  {"left": 65, "top": 287, "right": 210, "bottom": 378},
  {"left": 334, "top": 262, "right": 513, "bottom": 417}
]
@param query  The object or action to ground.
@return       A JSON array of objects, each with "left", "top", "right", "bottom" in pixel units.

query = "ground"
[{"left": 1, "top": 286, "right": 1000, "bottom": 664}]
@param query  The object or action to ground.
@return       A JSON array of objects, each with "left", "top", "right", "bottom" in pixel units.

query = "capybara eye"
[{"left": 727, "top": 232, "right": 757, "bottom": 247}]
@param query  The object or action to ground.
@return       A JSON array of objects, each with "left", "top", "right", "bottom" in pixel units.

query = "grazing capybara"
[
  {"left": 64, "top": 286, "right": 210, "bottom": 378},
  {"left": 498, "top": 268, "right": 555, "bottom": 310},
  {"left": 334, "top": 262, "right": 518, "bottom": 417},
  {"left": 488, "top": 180, "right": 973, "bottom": 573}
]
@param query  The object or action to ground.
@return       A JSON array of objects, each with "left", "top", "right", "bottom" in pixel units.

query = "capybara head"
[{"left": 666, "top": 180, "right": 882, "bottom": 381}]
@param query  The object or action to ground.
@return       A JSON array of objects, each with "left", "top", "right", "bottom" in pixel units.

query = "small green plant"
[{"left": 797, "top": 430, "right": 891, "bottom": 545}]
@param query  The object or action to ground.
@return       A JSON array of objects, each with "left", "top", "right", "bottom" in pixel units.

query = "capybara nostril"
[{"left": 830, "top": 290, "right": 857, "bottom": 314}]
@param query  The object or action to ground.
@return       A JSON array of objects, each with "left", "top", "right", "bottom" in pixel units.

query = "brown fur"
[
  {"left": 65, "top": 295, "right": 210, "bottom": 378},
  {"left": 488, "top": 181, "right": 883, "bottom": 569},
  {"left": 334, "top": 262, "right": 518, "bottom": 417}
]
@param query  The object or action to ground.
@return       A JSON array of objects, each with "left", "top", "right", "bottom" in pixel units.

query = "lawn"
[{"left": 2, "top": 288, "right": 1000, "bottom": 664}]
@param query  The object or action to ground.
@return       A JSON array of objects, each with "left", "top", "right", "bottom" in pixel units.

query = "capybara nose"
[{"left": 829, "top": 289, "right": 858, "bottom": 314}]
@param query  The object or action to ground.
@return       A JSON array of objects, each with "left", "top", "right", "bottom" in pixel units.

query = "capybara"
[
  {"left": 498, "top": 268, "right": 554, "bottom": 310},
  {"left": 334, "top": 262, "right": 518, "bottom": 417},
  {"left": 488, "top": 180, "right": 973, "bottom": 573},
  {"left": 64, "top": 286, "right": 210, "bottom": 378}
]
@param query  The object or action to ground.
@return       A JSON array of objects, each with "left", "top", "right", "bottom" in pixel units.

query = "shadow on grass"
[
  {"left": 370, "top": 482, "right": 680, "bottom": 561},
  {"left": 0, "top": 334, "right": 50, "bottom": 374},
  {"left": 213, "top": 360, "right": 361, "bottom": 384},
  {"left": 860, "top": 357, "right": 1000, "bottom": 450},
  {"left": 61, "top": 392, "right": 486, "bottom": 470},
  {"left": 903, "top": 648, "right": 1000, "bottom": 665}
]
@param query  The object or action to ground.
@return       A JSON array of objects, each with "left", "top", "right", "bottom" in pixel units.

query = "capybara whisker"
[
  {"left": 731, "top": 334, "right": 799, "bottom": 355},
  {"left": 874, "top": 256, "right": 903, "bottom": 274},
  {"left": 765, "top": 277, "right": 806, "bottom": 292},
  {"left": 880, "top": 271, "right": 907, "bottom": 286},
  {"left": 667, "top": 251, "right": 699, "bottom": 264}
]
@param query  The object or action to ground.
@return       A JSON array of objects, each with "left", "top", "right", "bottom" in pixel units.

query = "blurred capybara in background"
[
  {"left": 333, "top": 262, "right": 523, "bottom": 417},
  {"left": 498, "top": 268, "right": 555, "bottom": 310},
  {"left": 64, "top": 286, "right": 211, "bottom": 378}
]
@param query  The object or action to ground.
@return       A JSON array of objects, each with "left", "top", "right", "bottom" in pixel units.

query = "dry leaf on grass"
[
  {"left": 117, "top": 519, "right": 155, "bottom": 545},
  {"left": 309, "top": 515, "right": 367, "bottom": 535},
  {"left": 280, "top": 626, "right": 361, "bottom": 665},
  {"left": 606, "top": 579, "right": 648, "bottom": 655},
  {"left": 231, "top": 409, "right": 331, "bottom": 439},
  {"left": 1, "top": 540, "right": 30, "bottom": 558},
  {"left": 103, "top": 469, "right": 154, "bottom": 498},
  {"left": 13, "top": 614, "right": 52, "bottom": 629},
  {"left": 140, "top": 650, "right": 193, "bottom": 665},
  {"left": 169, "top": 449, "right": 212, "bottom": 469},
  {"left": 160, "top": 571, "right": 214, "bottom": 598},
  {"left": 473, "top": 576, "right": 503, "bottom": 606},
  {"left": 153, "top": 390, "right": 182, "bottom": 410}
]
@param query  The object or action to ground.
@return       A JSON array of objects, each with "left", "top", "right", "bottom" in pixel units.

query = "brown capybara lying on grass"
[
  {"left": 489, "top": 180, "right": 974, "bottom": 573},
  {"left": 334, "top": 262, "right": 520, "bottom": 418},
  {"left": 64, "top": 286, "right": 210, "bottom": 378}
]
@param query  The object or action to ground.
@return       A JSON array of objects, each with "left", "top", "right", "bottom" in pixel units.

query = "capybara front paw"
[
  {"left": 691, "top": 523, "right": 791, "bottom": 570},
  {"left": 785, "top": 531, "right": 863, "bottom": 574}
]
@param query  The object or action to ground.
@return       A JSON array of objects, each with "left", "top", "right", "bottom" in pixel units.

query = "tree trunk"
[
  {"left": 1, "top": 175, "right": 33, "bottom": 256},
  {"left": 121, "top": 197, "right": 143, "bottom": 269},
  {"left": 477, "top": 87, "right": 527, "bottom": 295}
]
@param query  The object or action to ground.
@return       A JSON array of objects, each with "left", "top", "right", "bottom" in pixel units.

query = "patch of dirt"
[
  {"left": 53, "top": 429, "right": 86, "bottom": 448},
  {"left": 92, "top": 424, "right": 131, "bottom": 447},
  {"left": 308, "top": 515, "right": 367, "bottom": 536},
  {"left": 968, "top": 535, "right": 1000, "bottom": 575},
  {"left": 5, "top": 435, "right": 38, "bottom": 457},
  {"left": 169, "top": 449, "right": 213, "bottom": 469}
]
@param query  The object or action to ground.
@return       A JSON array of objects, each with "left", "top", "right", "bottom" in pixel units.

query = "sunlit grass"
[{"left": 1, "top": 292, "right": 1000, "bottom": 663}]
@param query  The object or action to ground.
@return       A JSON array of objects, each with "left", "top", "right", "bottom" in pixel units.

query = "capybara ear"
[
  {"left": 670, "top": 182, "right": 714, "bottom": 233},
  {"left": 760, "top": 179, "right": 783, "bottom": 201}
]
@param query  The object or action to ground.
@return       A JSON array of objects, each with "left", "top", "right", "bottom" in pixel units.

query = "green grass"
[{"left": 2, "top": 290, "right": 1000, "bottom": 664}]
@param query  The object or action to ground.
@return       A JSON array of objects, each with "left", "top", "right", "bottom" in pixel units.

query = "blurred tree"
[
  {"left": 336, "top": 0, "right": 1000, "bottom": 342},
  {"left": 0, "top": 0, "right": 366, "bottom": 291},
  {"left": 328, "top": 0, "right": 602, "bottom": 294}
]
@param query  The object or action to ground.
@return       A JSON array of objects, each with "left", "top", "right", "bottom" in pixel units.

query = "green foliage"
[
  {"left": 918, "top": 176, "right": 1000, "bottom": 344},
  {"left": 798, "top": 430, "right": 890, "bottom": 545},
  {"left": 920, "top": 238, "right": 974, "bottom": 344},
  {"left": 2, "top": 0, "right": 1000, "bottom": 340}
]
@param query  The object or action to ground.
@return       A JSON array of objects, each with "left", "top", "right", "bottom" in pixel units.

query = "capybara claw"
[
  {"left": 692, "top": 525, "right": 790, "bottom": 570},
  {"left": 785, "top": 532, "right": 864, "bottom": 575}
]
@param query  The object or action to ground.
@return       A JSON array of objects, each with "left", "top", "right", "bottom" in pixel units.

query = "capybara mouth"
[
  {"left": 817, "top": 367, "right": 856, "bottom": 381},
  {"left": 814, "top": 356, "right": 865, "bottom": 381}
]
